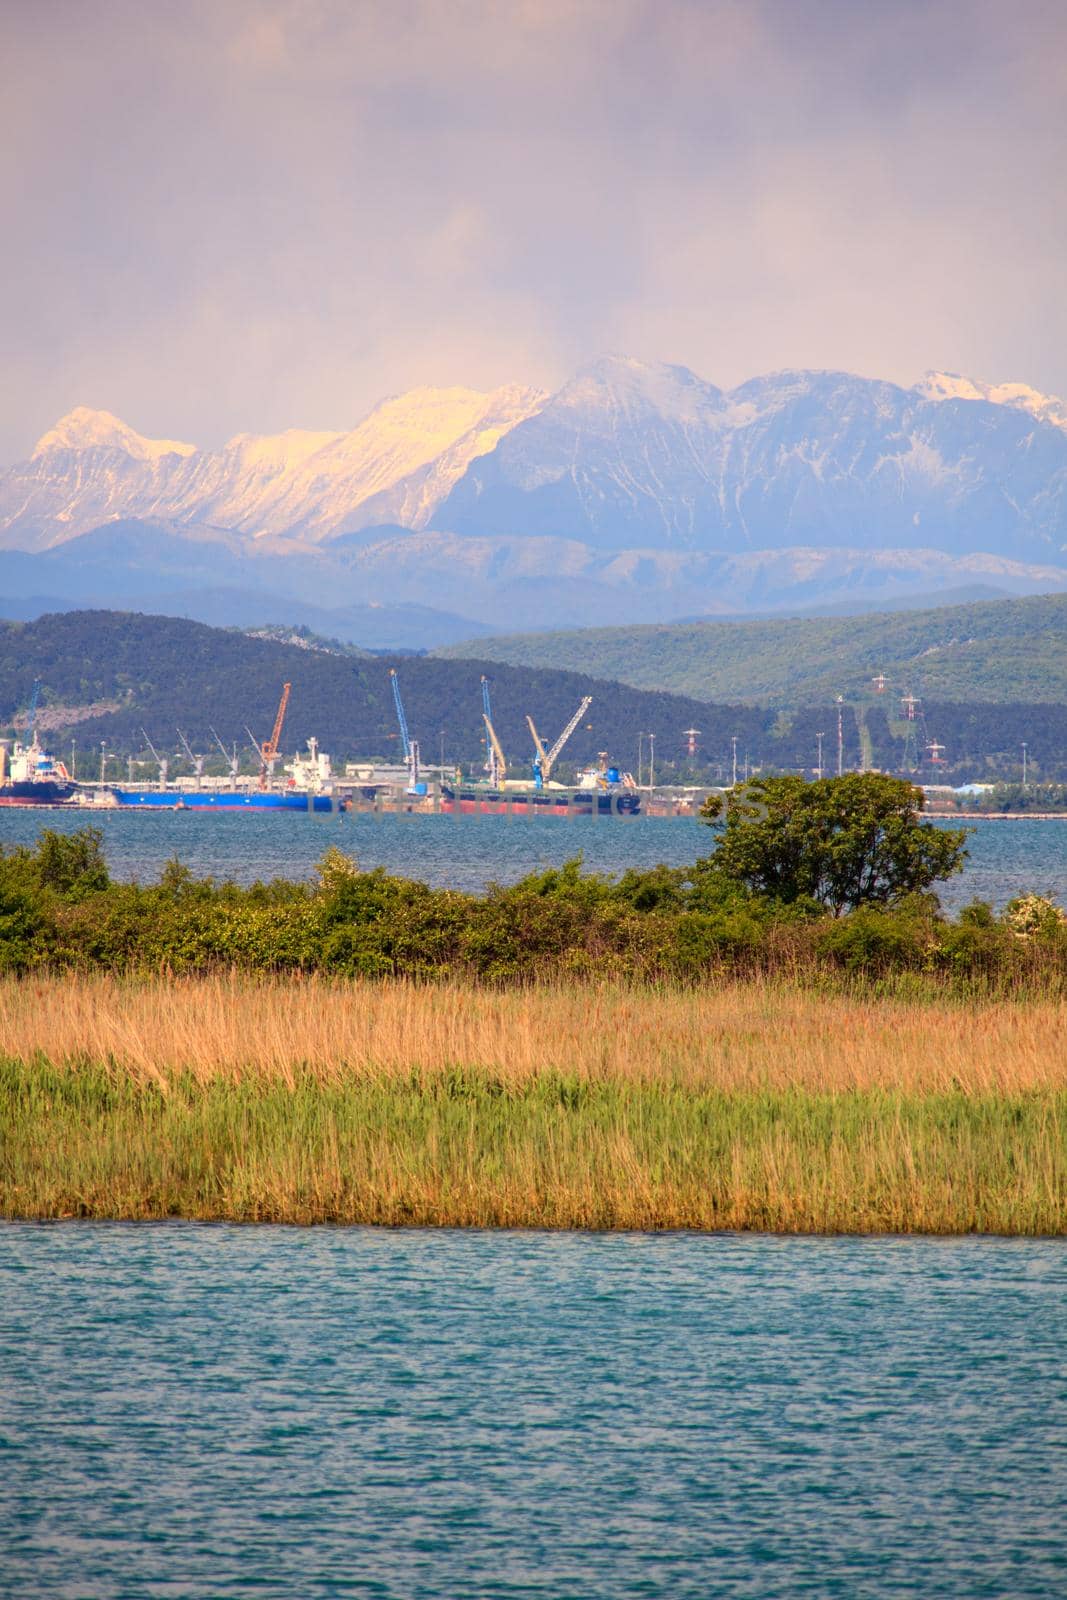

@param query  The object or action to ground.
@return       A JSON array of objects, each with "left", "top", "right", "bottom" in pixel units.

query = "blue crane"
[
  {"left": 390, "top": 668, "right": 411, "bottom": 760},
  {"left": 389, "top": 668, "right": 420, "bottom": 789}
]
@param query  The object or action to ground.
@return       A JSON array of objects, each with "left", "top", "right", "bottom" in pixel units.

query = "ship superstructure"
[{"left": 0, "top": 735, "right": 78, "bottom": 806}]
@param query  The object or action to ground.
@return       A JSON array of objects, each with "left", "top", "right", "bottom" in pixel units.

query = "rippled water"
[
  {"left": 1, "top": 1226, "right": 1065, "bottom": 1598},
  {"left": 2, "top": 806, "right": 1066, "bottom": 907}
]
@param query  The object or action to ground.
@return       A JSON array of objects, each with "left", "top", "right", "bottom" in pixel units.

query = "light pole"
[
  {"left": 637, "top": 732, "right": 644, "bottom": 789},
  {"left": 648, "top": 733, "right": 655, "bottom": 794},
  {"left": 70, "top": 739, "right": 76, "bottom": 779},
  {"left": 816, "top": 732, "right": 824, "bottom": 781},
  {"left": 731, "top": 735, "right": 738, "bottom": 787},
  {"left": 836, "top": 696, "right": 844, "bottom": 777},
  {"left": 1022, "top": 742, "right": 1028, "bottom": 789},
  {"left": 100, "top": 742, "right": 107, "bottom": 785}
]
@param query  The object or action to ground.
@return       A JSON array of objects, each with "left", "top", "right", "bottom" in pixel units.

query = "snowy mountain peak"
[
  {"left": 32, "top": 406, "right": 197, "bottom": 462},
  {"left": 916, "top": 372, "right": 1067, "bottom": 430},
  {"left": 558, "top": 356, "right": 724, "bottom": 425},
  {"left": 294, "top": 383, "right": 546, "bottom": 535}
]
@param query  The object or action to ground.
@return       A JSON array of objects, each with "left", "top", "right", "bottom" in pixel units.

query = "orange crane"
[{"left": 248, "top": 681, "right": 291, "bottom": 788}]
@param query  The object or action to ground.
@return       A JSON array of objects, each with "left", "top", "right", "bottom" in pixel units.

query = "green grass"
[{"left": 4, "top": 1057, "right": 1064, "bottom": 1234}]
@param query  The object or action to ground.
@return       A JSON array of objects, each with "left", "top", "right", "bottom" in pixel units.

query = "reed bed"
[
  {"left": 2, "top": 975, "right": 1065, "bottom": 1233},
  {"left": 3, "top": 972, "right": 1066, "bottom": 1094}
]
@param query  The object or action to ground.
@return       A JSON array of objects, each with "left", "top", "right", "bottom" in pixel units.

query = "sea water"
[
  {"left": 1, "top": 807, "right": 1066, "bottom": 908},
  {"left": 1, "top": 1226, "right": 1064, "bottom": 1598}
]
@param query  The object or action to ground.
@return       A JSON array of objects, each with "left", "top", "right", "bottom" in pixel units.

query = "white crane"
[
  {"left": 140, "top": 728, "right": 169, "bottom": 790},
  {"left": 176, "top": 728, "right": 206, "bottom": 789},
  {"left": 209, "top": 727, "right": 241, "bottom": 790},
  {"left": 526, "top": 696, "right": 593, "bottom": 787}
]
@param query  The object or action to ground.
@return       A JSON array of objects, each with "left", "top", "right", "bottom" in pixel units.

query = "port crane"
[
  {"left": 481, "top": 676, "right": 506, "bottom": 786},
  {"left": 24, "top": 678, "right": 42, "bottom": 743},
  {"left": 245, "top": 681, "right": 291, "bottom": 788},
  {"left": 209, "top": 727, "right": 241, "bottom": 790},
  {"left": 140, "top": 727, "right": 169, "bottom": 789},
  {"left": 176, "top": 728, "right": 206, "bottom": 788},
  {"left": 526, "top": 696, "right": 592, "bottom": 788},
  {"left": 390, "top": 668, "right": 420, "bottom": 790}
]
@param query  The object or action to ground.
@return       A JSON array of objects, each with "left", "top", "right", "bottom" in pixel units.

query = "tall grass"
[
  {"left": 3, "top": 975, "right": 1065, "bottom": 1233},
  {"left": 3, "top": 972, "right": 1065, "bottom": 1093}
]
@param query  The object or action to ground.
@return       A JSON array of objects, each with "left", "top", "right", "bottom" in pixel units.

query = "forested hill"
[
  {"left": 0, "top": 609, "right": 838, "bottom": 777},
  {"left": 436, "top": 592, "right": 1067, "bottom": 707},
  {"left": 4, "top": 610, "right": 1067, "bottom": 782}
]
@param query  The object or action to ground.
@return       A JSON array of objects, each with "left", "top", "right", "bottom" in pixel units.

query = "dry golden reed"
[
  {"left": 3, "top": 974, "right": 1065, "bottom": 1234},
  {"left": 3, "top": 971, "right": 1066, "bottom": 1094}
]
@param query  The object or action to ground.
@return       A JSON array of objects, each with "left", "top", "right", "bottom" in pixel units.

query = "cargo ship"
[
  {"left": 108, "top": 787, "right": 345, "bottom": 812},
  {"left": 0, "top": 736, "right": 78, "bottom": 806},
  {"left": 439, "top": 783, "right": 641, "bottom": 816},
  {"left": 440, "top": 758, "right": 641, "bottom": 817},
  {"left": 110, "top": 738, "right": 347, "bottom": 812}
]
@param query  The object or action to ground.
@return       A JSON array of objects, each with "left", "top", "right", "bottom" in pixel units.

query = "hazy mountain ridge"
[
  {"left": 3, "top": 359, "right": 1067, "bottom": 637},
  {"left": 436, "top": 592, "right": 1067, "bottom": 708}
]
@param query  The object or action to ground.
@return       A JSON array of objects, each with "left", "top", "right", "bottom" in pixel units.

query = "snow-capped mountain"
[
  {"left": 3, "top": 359, "right": 1066, "bottom": 637},
  {"left": 914, "top": 371, "right": 1067, "bottom": 431},
  {"left": 436, "top": 358, "right": 1067, "bottom": 560},
  {"left": 0, "top": 385, "right": 544, "bottom": 549}
]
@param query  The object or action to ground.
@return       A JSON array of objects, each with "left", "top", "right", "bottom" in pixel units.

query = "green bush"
[
  {"left": 816, "top": 901, "right": 940, "bottom": 976},
  {"left": 1, "top": 826, "right": 1065, "bottom": 992},
  {"left": 0, "top": 879, "right": 46, "bottom": 972},
  {"left": 33, "top": 827, "right": 110, "bottom": 899}
]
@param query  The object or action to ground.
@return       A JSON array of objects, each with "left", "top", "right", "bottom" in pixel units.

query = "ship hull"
[
  {"left": 0, "top": 780, "right": 78, "bottom": 806},
  {"left": 439, "top": 784, "right": 640, "bottom": 817},
  {"left": 110, "top": 788, "right": 343, "bottom": 812}
]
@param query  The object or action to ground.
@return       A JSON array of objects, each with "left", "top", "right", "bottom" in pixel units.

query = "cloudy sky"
[{"left": 2, "top": 0, "right": 1065, "bottom": 458}]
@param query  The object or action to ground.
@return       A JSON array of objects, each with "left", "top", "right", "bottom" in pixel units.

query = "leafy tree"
[
  {"left": 699, "top": 774, "right": 967, "bottom": 915},
  {"left": 34, "top": 827, "right": 110, "bottom": 899}
]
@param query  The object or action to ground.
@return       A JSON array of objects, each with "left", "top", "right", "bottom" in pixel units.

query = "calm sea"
[
  {"left": 1, "top": 807, "right": 1066, "bottom": 908},
  {"left": 1, "top": 1226, "right": 1064, "bottom": 1598}
]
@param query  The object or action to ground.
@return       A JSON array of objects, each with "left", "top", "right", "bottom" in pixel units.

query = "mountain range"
[{"left": 3, "top": 358, "right": 1066, "bottom": 644}]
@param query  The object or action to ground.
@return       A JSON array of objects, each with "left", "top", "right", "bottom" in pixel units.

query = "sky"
[{"left": 2, "top": 0, "right": 1066, "bottom": 459}]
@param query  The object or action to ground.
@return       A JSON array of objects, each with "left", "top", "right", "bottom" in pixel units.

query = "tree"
[
  {"left": 34, "top": 827, "right": 110, "bottom": 899},
  {"left": 699, "top": 774, "right": 967, "bottom": 915}
]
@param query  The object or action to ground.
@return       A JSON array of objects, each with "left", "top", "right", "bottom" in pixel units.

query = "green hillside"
[
  {"left": 0, "top": 610, "right": 833, "bottom": 779},
  {"left": 4, "top": 610, "right": 1067, "bottom": 783},
  {"left": 436, "top": 593, "right": 1067, "bottom": 707}
]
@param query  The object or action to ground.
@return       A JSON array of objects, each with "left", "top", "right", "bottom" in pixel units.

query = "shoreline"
[{"left": 933, "top": 811, "right": 1067, "bottom": 821}]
